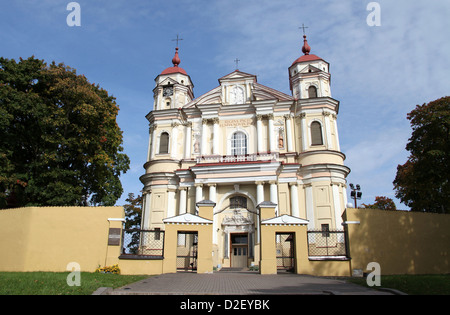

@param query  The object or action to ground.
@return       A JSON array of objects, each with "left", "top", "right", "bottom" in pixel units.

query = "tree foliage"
[
  {"left": 123, "top": 193, "right": 142, "bottom": 230},
  {"left": 362, "top": 196, "right": 397, "bottom": 210},
  {"left": 393, "top": 96, "right": 450, "bottom": 213},
  {"left": 0, "top": 56, "right": 130, "bottom": 208}
]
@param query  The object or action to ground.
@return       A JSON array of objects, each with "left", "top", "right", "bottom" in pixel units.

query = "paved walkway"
[{"left": 106, "top": 270, "right": 397, "bottom": 295}]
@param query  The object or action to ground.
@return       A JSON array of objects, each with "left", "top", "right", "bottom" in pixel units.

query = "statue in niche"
[
  {"left": 278, "top": 128, "right": 284, "bottom": 148},
  {"left": 230, "top": 85, "right": 244, "bottom": 105}
]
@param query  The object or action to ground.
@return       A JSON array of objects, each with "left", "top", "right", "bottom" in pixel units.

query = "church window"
[
  {"left": 231, "top": 131, "right": 247, "bottom": 155},
  {"left": 159, "top": 132, "right": 169, "bottom": 154},
  {"left": 308, "top": 85, "right": 318, "bottom": 98},
  {"left": 311, "top": 121, "right": 323, "bottom": 146},
  {"left": 230, "top": 196, "right": 247, "bottom": 209}
]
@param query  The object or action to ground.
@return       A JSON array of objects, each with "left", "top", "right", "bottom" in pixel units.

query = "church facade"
[{"left": 140, "top": 36, "right": 350, "bottom": 270}]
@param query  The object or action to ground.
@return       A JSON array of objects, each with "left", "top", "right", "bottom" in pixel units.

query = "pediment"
[
  {"left": 252, "top": 83, "right": 294, "bottom": 102},
  {"left": 299, "top": 64, "right": 322, "bottom": 74},
  {"left": 261, "top": 215, "right": 309, "bottom": 225},
  {"left": 219, "top": 70, "right": 257, "bottom": 82},
  {"left": 163, "top": 213, "right": 213, "bottom": 224}
]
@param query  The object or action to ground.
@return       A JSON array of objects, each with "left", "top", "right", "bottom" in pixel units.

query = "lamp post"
[{"left": 349, "top": 183, "right": 362, "bottom": 208}]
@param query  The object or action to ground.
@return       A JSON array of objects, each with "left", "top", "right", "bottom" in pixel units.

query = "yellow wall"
[
  {"left": 0, "top": 206, "right": 124, "bottom": 272},
  {"left": 344, "top": 208, "right": 450, "bottom": 275}
]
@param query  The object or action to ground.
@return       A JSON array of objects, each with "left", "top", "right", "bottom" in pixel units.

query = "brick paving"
[{"left": 109, "top": 270, "right": 395, "bottom": 295}]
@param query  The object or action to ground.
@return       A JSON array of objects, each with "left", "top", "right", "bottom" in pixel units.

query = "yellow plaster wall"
[
  {"left": 344, "top": 208, "right": 450, "bottom": 275},
  {"left": 0, "top": 206, "right": 124, "bottom": 272}
]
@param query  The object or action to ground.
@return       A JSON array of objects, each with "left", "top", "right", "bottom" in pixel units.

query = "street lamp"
[{"left": 349, "top": 183, "right": 362, "bottom": 208}]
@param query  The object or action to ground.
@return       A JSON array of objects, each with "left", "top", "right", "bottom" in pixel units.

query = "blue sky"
[{"left": 1, "top": 1, "right": 449, "bottom": 209}]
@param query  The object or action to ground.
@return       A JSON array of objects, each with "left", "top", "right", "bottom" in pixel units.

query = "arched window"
[
  {"left": 159, "top": 132, "right": 169, "bottom": 154},
  {"left": 308, "top": 86, "right": 318, "bottom": 98},
  {"left": 310, "top": 121, "right": 323, "bottom": 146},
  {"left": 230, "top": 196, "right": 247, "bottom": 209},
  {"left": 231, "top": 131, "right": 247, "bottom": 155}
]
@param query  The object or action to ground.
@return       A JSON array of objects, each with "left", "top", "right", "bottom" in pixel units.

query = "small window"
[
  {"left": 231, "top": 131, "right": 247, "bottom": 155},
  {"left": 159, "top": 132, "right": 169, "bottom": 154},
  {"left": 230, "top": 196, "right": 247, "bottom": 209},
  {"left": 310, "top": 121, "right": 323, "bottom": 146},
  {"left": 308, "top": 86, "right": 318, "bottom": 98},
  {"left": 321, "top": 224, "right": 330, "bottom": 237}
]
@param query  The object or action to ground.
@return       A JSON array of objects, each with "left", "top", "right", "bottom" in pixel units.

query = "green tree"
[
  {"left": 123, "top": 193, "right": 142, "bottom": 255},
  {"left": 393, "top": 96, "right": 450, "bottom": 213},
  {"left": 0, "top": 56, "right": 130, "bottom": 208},
  {"left": 362, "top": 196, "right": 397, "bottom": 210},
  {"left": 124, "top": 193, "right": 142, "bottom": 230}
]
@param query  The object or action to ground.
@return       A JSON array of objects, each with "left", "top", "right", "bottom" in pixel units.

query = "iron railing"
[
  {"left": 307, "top": 230, "right": 348, "bottom": 258},
  {"left": 120, "top": 229, "right": 165, "bottom": 258}
]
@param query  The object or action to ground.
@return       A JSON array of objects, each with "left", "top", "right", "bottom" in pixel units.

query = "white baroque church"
[{"left": 140, "top": 35, "right": 351, "bottom": 269}]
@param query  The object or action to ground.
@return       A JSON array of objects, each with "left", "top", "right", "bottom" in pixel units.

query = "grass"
[
  {"left": 346, "top": 274, "right": 450, "bottom": 295},
  {"left": 0, "top": 271, "right": 148, "bottom": 295}
]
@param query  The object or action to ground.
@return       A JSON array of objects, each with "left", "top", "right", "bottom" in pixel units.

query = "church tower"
[
  {"left": 153, "top": 47, "right": 194, "bottom": 111},
  {"left": 288, "top": 34, "right": 349, "bottom": 231}
]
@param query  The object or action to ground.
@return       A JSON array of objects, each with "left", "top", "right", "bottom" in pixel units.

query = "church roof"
[
  {"left": 183, "top": 70, "right": 293, "bottom": 108},
  {"left": 160, "top": 47, "right": 188, "bottom": 75},
  {"left": 291, "top": 35, "right": 324, "bottom": 66},
  {"left": 291, "top": 54, "right": 323, "bottom": 65}
]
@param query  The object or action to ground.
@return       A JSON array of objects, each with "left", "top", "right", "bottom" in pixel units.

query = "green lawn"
[
  {"left": 346, "top": 274, "right": 450, "bottom": 295},
  {"left": 0, "top": 271, "right": 148, "bottom": 295}
]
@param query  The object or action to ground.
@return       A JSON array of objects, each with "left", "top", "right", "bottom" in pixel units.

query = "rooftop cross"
[
  {"left": 299, "top": 23, "right": 309, "bottom": 36},
  {"left": 172, "top": 34, "right": 183, "bottom": 47},
  {"left": 234, "top": 58, "right": 240, "bottom": 70}
]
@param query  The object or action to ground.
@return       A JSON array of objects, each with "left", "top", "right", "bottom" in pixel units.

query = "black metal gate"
[
  {"left": 276, "top": 232, "right": 295, "bottom": 272},
  {"left": 176, "top": 232, "right": 198, "bottom": 272}
]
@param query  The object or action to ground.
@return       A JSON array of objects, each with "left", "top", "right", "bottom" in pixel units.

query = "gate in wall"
[
  {"left": 276, "top": 232, "right": 295, "bottom": 272},
  {"left": 176, "top": 231, "right": 198, "bottom": 272}
]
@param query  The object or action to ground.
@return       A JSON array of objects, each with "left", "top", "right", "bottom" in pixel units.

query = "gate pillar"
[
  {"left": 162, "top": 201, "right": 214, "bottom": 274},
  {"left": 258, "top": 201, "right": 309, "bottom": 275}
]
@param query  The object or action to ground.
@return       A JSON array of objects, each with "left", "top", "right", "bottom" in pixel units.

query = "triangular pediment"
[
  {"left": 163, "top": 213, "right": 212, "bottom": 224},
  {"left": 261, "top": 215, "right": 309, "bottom": 225},
  {"left": 218, "top": 70, "right": 257, "bottom": 82},
  {"left": 299, "top": 64, "right": 322, "bottom": 74}
]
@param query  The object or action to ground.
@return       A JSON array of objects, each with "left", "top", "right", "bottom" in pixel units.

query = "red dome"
[
  {"left": 291, "top": 54, "right": 322, "bottom": 65},
  {"left": 161, "top": 66, "right": 187, "bottom": 75},
  {"left": 291, "top": 35, "right": 322, "bottom": 65},
  {"left": 160, "top": 47, "right": 187, "bottom": 75}
]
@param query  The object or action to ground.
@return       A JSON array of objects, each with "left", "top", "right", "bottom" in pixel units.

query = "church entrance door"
[{"left": 230, "top": 233, "right": 248, "bottom": 268}]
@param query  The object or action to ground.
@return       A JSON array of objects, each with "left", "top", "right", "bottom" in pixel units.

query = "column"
[
  {"left": 201, "top": 119, "right": 208, "bottom": 155},
  {"left": 285, "top": 114, "right": 294, "bottom": 152},
  {"left": 268, "top": 114, "right": 276, "bottom": 152},
  {"left": 195, "top": 184, "right": 203, "bottom": 204},
  {"left": 332, "top": 114, "right": 341, "bottom": 151},
  {"left": 269, "top": 181, "right": 279, "bottom": 216},
  {"left": 178, "top": 187, "right": 187, "bottom": 215},
  {"left": 171, "top": 122, "right": 179, "bottom": 159},
  {"left": 289, "top": 182, "right": 300, "bottom": 218},
  {"left": 323, "top": 111, "right": 333, "bottom": 149},
  {"left": 332, "top": 183, "right": 343, "bottom": 229},
  {"left": 150, "top": 124, "right": 157, "bottom": 159},
  {"left": 212, "top": 118, "right": 220, "bottom": 155},
  {"left": 167, "top": 188, "right": 176, "bottom": 218},
  {"left": 305, "top": 184, "right": 315, "bottom": 230},
  {"left": 147, "top": 126, "right": 153, "bottom": 162},
  {"left": 209, "top": 184, "right": 218, "bottom": 244},
  {"left": 184, "top": 122, "right": 192, "bottom": 159},
  {"left": 300, "top": 113, "right": 307, "bottom": 151},
  {"left": 256, "top": 115, "right": 263, "bottom": 153},
  {"left": 141, "top": 191, "right": 152, "bottom": 229},
  {"left": 256, "top": 181, "right": 264, "bottom": 243}
]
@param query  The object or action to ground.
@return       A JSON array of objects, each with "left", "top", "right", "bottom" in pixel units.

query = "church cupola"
[
  {"left": 289, "top": 34, "right": 331, "bottom": 99},
  {"left": 153, "top": 46, "right": 194, "bottom": 110}
]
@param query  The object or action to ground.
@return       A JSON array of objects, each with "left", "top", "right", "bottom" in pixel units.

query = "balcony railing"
[{"left": 196, "top": 152, "right": 279, "bottom": 164}]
